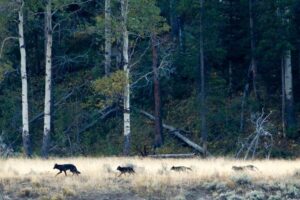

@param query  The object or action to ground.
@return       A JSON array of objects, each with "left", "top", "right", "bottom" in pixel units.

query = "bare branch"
[
  {"left": 0, "top": 36, "right": 18, "bottom": 58},
  {"left": 130, "top": 46, "right": 174, "bottom": 88},
  {"left": 129, "top": 40, "right": 151, "bottom": 69},
  {"left": 236, "top": 108, "right": 274, "bottom": 160}
]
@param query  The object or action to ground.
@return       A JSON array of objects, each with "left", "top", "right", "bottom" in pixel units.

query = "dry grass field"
[{"left": 0, "top": 157, "right": 300, "bottom": 199}]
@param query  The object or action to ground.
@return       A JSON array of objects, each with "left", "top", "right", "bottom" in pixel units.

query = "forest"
[{"left": 0, "top": 0, "right": 300, "bottom": 159}]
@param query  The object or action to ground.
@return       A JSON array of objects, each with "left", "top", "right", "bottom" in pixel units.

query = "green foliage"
[
  {"left": 92, "top": 70, "right": 126, "bottom": 108},
  {"left": 0, "top": 60, "right": 12, "bottom": 82},
  {"left": 128, "top": 0, "right": 169, "bottom": 36}
]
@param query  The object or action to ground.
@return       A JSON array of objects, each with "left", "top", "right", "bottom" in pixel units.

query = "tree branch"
[{"left": 0, "top": 37, "right": 18, "bottom": 58}]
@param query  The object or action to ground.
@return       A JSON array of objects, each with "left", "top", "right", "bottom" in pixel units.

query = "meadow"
[{"left": 0, "top": 157, "right": 300, "bottom": 199}]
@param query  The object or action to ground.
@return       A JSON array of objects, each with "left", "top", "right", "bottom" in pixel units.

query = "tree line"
[{"left": 0, "top": 0, "right": 299, "bottom": 158}]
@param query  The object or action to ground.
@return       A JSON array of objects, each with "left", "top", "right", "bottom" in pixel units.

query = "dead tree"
[
  {"left": 236, "top": 108, "right": 273, "bottom": 160},
  {"left": 139, "top": 110, "right": 210, "bottom": 156}
]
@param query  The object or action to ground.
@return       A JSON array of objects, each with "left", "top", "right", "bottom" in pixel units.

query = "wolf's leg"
[
  {"left": 64, "top": 171, "right": 67, "bottom": 176},
  {"left": 55, "top": 171, "right": 62, "bottom": 176}
]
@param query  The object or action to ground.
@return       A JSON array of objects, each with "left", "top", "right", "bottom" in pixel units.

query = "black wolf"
[
  {"left": 117, "top": 166, "right": 135, "bottom": 176},
  {"left": 170, "top": 166, "right": 192, "bottom": 172},
  {"left": 53, "top": 163, "right": 81, "bottom": 176}
]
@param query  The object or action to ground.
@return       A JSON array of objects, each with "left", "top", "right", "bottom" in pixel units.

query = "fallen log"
[
  {"left": 139, "top": 110, "right": 211, "bottom": 156},
  {"left": 148, "top": 153, "right": 196, "bottom": 158}
]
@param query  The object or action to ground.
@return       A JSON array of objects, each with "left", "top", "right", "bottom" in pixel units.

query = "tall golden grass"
[{"left": 0, "top": 157, "right": 299, "bottom": 199}]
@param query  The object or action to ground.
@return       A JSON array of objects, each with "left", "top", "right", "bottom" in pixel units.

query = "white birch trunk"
[
  {"left": 105, "top": 0, "right": 111, "bottom": 76},
  {"left": 18, "top": 1, "right": 31, "bottom": 157},
  {"left": 42, "top": 0, "right": 53, "bottom": 157},
  {"left": 284, "top": 50, "right": 293, "bottom": 104},
  {"left": 121, "top": 0, "right": 130, "bottom": 155}
]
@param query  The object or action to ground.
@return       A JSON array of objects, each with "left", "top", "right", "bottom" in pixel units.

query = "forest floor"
[{"left": 0, "top": 157, "right": 300, "bottom": 200}]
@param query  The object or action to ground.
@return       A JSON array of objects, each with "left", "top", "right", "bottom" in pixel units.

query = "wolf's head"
[
  {"left": 170, "top": 166, "right": 175, "bottom": 170},
  {"left": 53, "top": 163, "right": 58, "bottom": 169},
  {"left": 117, "top": 166, "right": 121, "bottom": 171}
]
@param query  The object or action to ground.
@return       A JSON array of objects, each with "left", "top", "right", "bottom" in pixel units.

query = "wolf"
[
  {"left": 232, "top": 166, "right": 244, "bottom": 171},
  {"left": 245, "top": 165, "right": 259, "bottom": 171},
  {"left": 170, "top": 166, "right": 192, "bottom": 172},
  {"left": 232, "top": 165, "right": 259, "bottom": 171},
  {"left": 53, "top": 163, "right": 81, "bottom": 176},
  {"left": 117, "top": 166, "right": 135, "bottom": 176}
]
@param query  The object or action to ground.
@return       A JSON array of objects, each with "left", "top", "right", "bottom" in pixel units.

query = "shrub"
[
  {"left": 231, "top": 174, "right": 252, "bottom": 185},
  {"left": 218, "top": 191, "right": 243, "bottom": 200},
  {"left": 268, "top": 191, "right": 282, "bottom": 200},
  {"left": 283, "top": 185, "right": 300, "bottom": 198},
  {"left": 50, "top": 194, "right": 65, "bottom": 200},
  {"left": 245, "top": 190, "right": 265, "bottom": 200},
  {"left": 18, "top": 187, "right": 32, "bottom": 198},
  {"left": 293, "top": 169, "right": 300, "bottom": 177},
  {"left": 62, "top": 187, "right": 75, "bottom": 197}
]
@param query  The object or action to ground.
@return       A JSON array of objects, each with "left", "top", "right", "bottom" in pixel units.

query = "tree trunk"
[
  {"left": 281, "top": 56, "right": 286, "bottom": 137},
  {"left": 283, "top": 50, "right": 296, "bottom": 130},
  {"left": 178, "top": 17, "right": 185, "bottom": 53},
  {"left": 169, "top": 0, "right": 179, "bottom": 39},
  {"left": 151, "top": 34, "right": 163, "bottom": 148},
  {"left": 121, "top": 0, "right": 130, "bottom": 155},
  {"left": 239, "top": 0, "right": 258, "bottom": 132},
  {"left": 18, "top": 1, "right": 31, "bottom": 157},
  {"left": 249, "top": 0, "right": 257, "bottom": 98},
  {"left": 228, "top": 61, "right": 232, "bottom": 97},
  {"left": 42, "top": 0, "right": 53, "bottom": 158},
  {"left": 199, "top": 0, "right": 207, "bottom": 156},
  {"left": 116, "top": 39, "right": 122, "bottom": 69},
  {"left": 104, "top": 0, "right": 111, "bottom": 76}
]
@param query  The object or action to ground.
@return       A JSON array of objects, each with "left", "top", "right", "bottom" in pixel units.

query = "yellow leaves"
[{"left": 92, "top": 70, "right": 127, "bottom": 108}]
